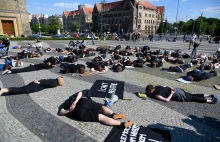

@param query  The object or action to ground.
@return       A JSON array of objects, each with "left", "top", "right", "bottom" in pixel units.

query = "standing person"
[
  {"left": 91, "top": 32, "right": 95, "bottom": 45},
  {"left": 103, "top": 32, "right": 106, "bottom": 41},
  {"left": 3, "top": 37, "right": 10, "bottom": 55},
  {"left": 191, "top": 42, "right": 200, "bottom": 58},
  {"left": 183, "top": 35, "right": 186, "bottom": 43},
  {"left": 189, "top": 34, "right": 195, "bottom": 50}
]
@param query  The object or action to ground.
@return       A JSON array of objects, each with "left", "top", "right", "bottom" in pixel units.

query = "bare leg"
[
  {"left": 98, "top": 114, "right": 121, "bottom": 126},
  {"left": 0, "top": 88, "right": 9, "bottom": 96},
  {"left": 100, "top": 106, "right": 113, "bottom": 116},
  {"left": 100, "top": 106, "right": 126, "bottom": 120}
]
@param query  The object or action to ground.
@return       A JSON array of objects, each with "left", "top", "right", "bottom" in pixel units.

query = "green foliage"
[
  {"left": 48, "top": 17, "right": 63, "bottom": 34},
  {"left": 71, "top": 21, "right": 80, "bottom": 32},
  {"left": 31, "top": 24, "right": 40, "bottom": 33}
]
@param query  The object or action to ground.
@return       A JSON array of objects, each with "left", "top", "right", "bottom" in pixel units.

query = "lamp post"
[
  {"left": 192, "top": 19, "right": 198, "bottom": 34},
  {"left": 15, "top": 0, "right": 23, "bottom": 37},
  {"left": 175, "top": 0, "right": 180, "bottom": 37}
]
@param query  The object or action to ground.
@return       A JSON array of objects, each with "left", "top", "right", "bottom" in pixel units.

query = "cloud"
[
  {"left": 34, "top": 2, "right": 38, "bottom": 4},
  {"left": 202, "top": 6, "right": 220, "bottom": 13},
  {"left": 190, "top": 9, "right": 196, "bottom": 12},
  {"left": 168, "top": 13, "right": 171, "bottom": 15},
  {"left": 181, "top": 0, "right": 188, "bottom": 2},
  {"left": 147, "top": 0, "right": 160, "bottom": 2},
  {"left": 53, "top": 2, "right": 93, "bottom": 10},
  {"left": 43, "top": 4, "right": 47, "bottom": 6},
  {"left": 35, "top": 7, "right": 55, "bottom": 12}
]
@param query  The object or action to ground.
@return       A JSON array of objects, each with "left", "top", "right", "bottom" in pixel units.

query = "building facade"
[
  {"left": 92, "top": 0, "right": 164, "bottom": 34},
  {"left": 0, "top": 0, "right": 31, "bottom": 37},
  {"left": 63, "top": 5, "right": 93, "bottom": 33}
]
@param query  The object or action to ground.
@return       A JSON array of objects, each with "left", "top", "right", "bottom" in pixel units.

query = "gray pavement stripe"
[
  {"left": 0, "top": 74, "right": 96, "bottom": 142},
  {"left": 0, "top": 81, "right": 43, "bottom": 142},
  {"left": 19, "top": 70, "right": 220, "bottom": 142}
]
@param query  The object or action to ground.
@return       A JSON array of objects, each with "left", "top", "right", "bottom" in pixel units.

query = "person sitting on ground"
[
  {"left": 59, "top": 90, "right": 133, "bottom": 127},
  {"left": 0, "top": 76, "right": 64, "bottom": 96},
  {"left": 162, "top": 62, "right": 193, "bottom": 73},
  {"left": 60, "top": 63, "right": 85, "bottom": 74},
  {"left": 145, "top": 85, "right": 218, "bottom": 104},
  {"left": 2, "top": 62, "right": 55, "bottom": 75},
  {"left": 186, "top": 69, "right": 217, "bottom": 81}
]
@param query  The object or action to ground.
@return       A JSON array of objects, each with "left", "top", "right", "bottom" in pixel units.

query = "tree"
[
  {"left": 31, "top": 24, "right": 40, "bottom": 33},
  {"left": 48, "top": 17, "right": 62, "bottom": 35},
  {"left": 71, "top": 21, "right": 80, "bottom": 32},
  {"left": 40, "top": 23, "right": 47, "bottom": 33}
]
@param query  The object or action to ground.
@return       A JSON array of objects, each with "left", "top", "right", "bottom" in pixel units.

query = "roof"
[
  {"left": 83, "top": 7, "right": 93, "bottom": 15},
  {"left": 94, "top": 1, "right": 123, "bottom": 12},
  {"left": 156, "top": 6, "right": 164, "bottom": 14},
  {"left": 137, "top": 1, "right": 156, "bottom": 10},
  {"left": 95, "top": 4, "right": 102, "bottom": 12},
  {"left": 63, "top": 10, "right": 70, "bottom": 17}
]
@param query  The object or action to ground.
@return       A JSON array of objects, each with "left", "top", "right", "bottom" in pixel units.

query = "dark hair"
[
  {"left": 105, "top": 61, "right": 110, "bottom": 66},
  {"left": 146, "top": 85, "right": 155, "bottom": 93},
  {"left": 151, "top": 62, "right": 157, "bottom": 68},
  {"left": 79, "top": 67, "right": 85, "bottom": 74},
  {"left": 3, "top": 64, "right": 11, "bottom": 70},
  {"left": 97, "top": 66, "right": 103, "bottom": 72},
  {"left": 116, "top": 66, "right": 123, "bottom": 72},
  {"left": 125, "top": 60, "right": 132, "bottom": 66}
]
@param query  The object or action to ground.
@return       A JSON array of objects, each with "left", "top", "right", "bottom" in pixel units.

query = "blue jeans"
[
  {"left": 191, "top": 47, "right": 197, "bottom": 58},
  {"left": 92, "top": 38, "right": 94, "bottom": 45}
]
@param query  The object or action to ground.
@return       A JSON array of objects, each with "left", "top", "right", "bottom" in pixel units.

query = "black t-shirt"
[
  {"left": 63, "top": 89, "right": 90, "bottom": 110},
  {"left": 153, "top": 86, "right": 171, "bottom": 98}
]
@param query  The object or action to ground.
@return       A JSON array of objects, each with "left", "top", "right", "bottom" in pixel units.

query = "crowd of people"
[{"left": 0, "top": 36, "right": 219, "bottom": 129}]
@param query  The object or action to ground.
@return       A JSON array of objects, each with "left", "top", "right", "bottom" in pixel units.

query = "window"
[
  {"left": 145, "top": 20, "right": 146, "bottom": 23},
  {"left": 139, "top": 6, "right": 142, "bottom": 9},
  {"left": 139, "top": 13, "right": 142, "bottom": 17},
  {"left": 152, "top": 15, "right": 154, "bottom": 18},
  {"left": 149, "top": 14, "right": 151, "bottom": 17},
  {"left": 145, "top": 13, "right": 147, "bottom": 17}
]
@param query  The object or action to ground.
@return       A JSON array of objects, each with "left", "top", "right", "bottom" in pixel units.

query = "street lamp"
[
  {"left": 14, "top": 0, "right": 23, "bottom": 37},
  {"left": 192, "top": 19, "right": 198, "bottom": 34}
]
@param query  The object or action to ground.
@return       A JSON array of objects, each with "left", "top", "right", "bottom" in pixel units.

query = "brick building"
[
  {"left": 63, "top": 5, "right": 93, "bottom": 32},
  {"left": 0, "top": 0, "right": 31, "bottom": 37},
  {"left": 92, "top": 0, "right": 164, "bottom": 34}
]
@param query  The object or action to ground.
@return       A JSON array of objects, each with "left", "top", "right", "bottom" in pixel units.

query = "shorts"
[{"left": 73, "top": 98, "right": 102, "bottom": 122}]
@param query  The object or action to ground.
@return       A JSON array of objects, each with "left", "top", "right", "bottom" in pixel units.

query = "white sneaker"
[
  {"left": 189, "top": 62, "right": 193, "bottom": 67},
  {"left": 2, "top": 70, "right": 9, "bottom": 75}
]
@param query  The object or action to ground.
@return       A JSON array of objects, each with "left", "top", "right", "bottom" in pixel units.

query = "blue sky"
[{"left": 27, "top": 0, "right": 220, "bottom": 23}]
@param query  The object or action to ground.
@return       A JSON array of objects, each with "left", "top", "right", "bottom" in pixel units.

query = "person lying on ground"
[
  {"left": 44, "top": 56, "right": 58, "bottom": 66},
  {"left": 150, "top": 60, "right": 163, "bottom": 68},
  {"left": 113, "top": 62, "right": 125, "bottom": 72},
  {"left": 0, "top": 76, "right": 64, "bottom": 96},
  {"left": 60, "top": 63, "right": 85, "bottom": 74},
  {"left": 87, "top": 61, "right": 108, "bottom": 73},
  {"left": 133, "top": 58, "right": 146, "bottom": 68},
  {"left": 185, "top": 69, "right": 217, "bottom": 81},
  {"left": 167, "top": 57, "right": 184, "bottom": 64},
  {"left": 197, "top": 63, "right": 220, "bottom": 70},
  {"left": 4, "top": 56, "right": 23, "bottom": 67},
  {"left": 145, "top": 85, "right": 218, "bottom": 103},
  {"left": 162, "top": 62, "right": 193, "bottom": 73},
  {"left": 59, "top": 90, "right": 133, "bottom": 128},
  {"left": 104, "top": 59, "right": 113, "bottom": 66},
  {"left": 2, "top": 62, "right": 56, "bottom": 75},
  {"left": 59, "top": 55, "right": 77, "bottom": 63}
]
